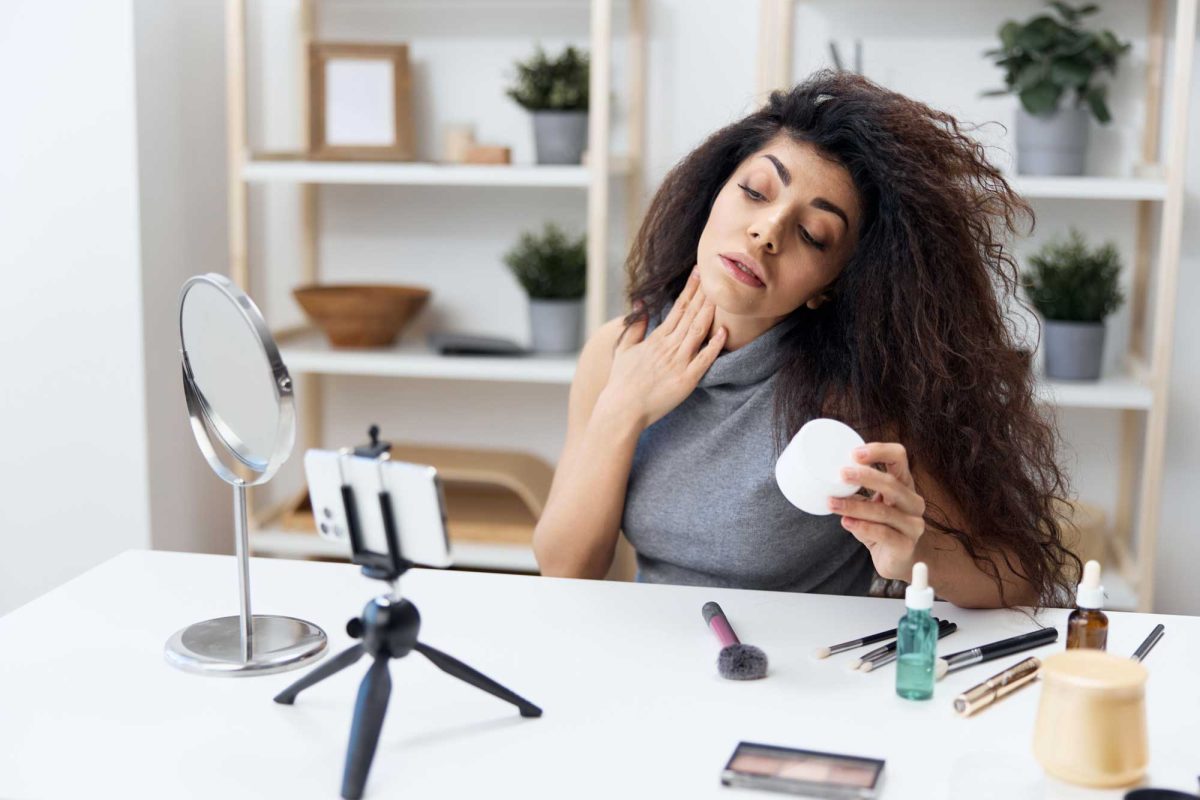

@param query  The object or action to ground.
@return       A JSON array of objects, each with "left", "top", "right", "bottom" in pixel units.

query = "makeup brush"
[
  {"left": 847, "top": 617, "right": 947, "bottom": 669},
  {"left": 935, "top": 626, "right": 1059, "bottom": 680},
  {"left": 1131, "top": 624, "right": 1165, "bottom": 663},
  {"left": 814, "top": 625, "right": 900, "bottom": 660},
  {"left": 702, "top": 601, "right": 768, "bottom": 680},
  {"left": 860, "top": 622, "right": 958, "bottom": 672}
]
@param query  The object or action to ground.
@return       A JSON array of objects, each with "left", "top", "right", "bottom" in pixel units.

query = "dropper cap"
[
  {"left": 1075, "top": 560, "right": 1105, "bottom": 610},
  {"left": 905, "top": 562, "right": 934, "bottom": 610}
]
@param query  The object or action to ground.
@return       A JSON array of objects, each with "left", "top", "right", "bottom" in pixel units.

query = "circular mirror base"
[{"left": 165, "top": 615, "right": 327, "bottom": 676}]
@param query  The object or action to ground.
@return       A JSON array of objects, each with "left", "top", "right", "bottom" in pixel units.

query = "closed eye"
[{"left": 737, "top": 183, "right": 828, "bottom": 252}]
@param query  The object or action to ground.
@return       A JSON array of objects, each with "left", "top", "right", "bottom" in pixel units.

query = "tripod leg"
[
  {"left": 274, "top": 644, "right": 365, "bottom": 705},
  {"left": 341, "top": 657, "right": 392, "bottom": 800},
  {"left": 414, "top": 642, "right": 542, "bottom": 718}
]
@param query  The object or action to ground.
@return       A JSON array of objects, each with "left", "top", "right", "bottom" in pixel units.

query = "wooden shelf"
[
  {"left": 242, "top": 157, "right": 630, "bottom": 188},
  {"left": 251, "top": 443, "right": 551, "bottom": 572},
  {"left": 1036, "top": 371, "right": 1154, "bottom": 411},
  {"left": 280, "top": 332, "right": 1151, "bottom": 406},
  {"left": 279, "top": 333, "right": 577, "bottom": 384},
  {"left": 1007, "top": 175, "right": 1167, "bottom": 201},
  {"left": 250, "top": 526, "right": 539, "bottom": 573}
]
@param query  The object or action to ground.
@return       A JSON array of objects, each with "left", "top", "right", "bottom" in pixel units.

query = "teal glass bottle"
[{"left": 896, "top": 562, "right": 938, "bottom": 701}]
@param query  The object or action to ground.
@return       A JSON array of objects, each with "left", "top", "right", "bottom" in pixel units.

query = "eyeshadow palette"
[{"left": 721, "top": 741, "right": 884, "bottom": 799}]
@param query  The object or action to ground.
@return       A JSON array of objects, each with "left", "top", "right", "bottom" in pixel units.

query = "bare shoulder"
[
  {"left": 566, "top": 315, "right": 632, "bottom": 432},
  {"left": 577, "top": 315, "right": 630, "bottom": 381}
]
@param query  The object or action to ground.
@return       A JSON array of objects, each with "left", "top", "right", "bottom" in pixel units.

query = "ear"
[{"left": 805, "top": 293, "right": 830, "bottom": 310}]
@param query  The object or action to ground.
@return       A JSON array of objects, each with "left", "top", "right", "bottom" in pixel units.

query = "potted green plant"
[
  {"left": 506, "top": 45, "right": 589, "bottom": 165},
  {"left": 983, "top": 1, "right": 1130, "bottom": 175},
  {"left": 504, "top": 223, "right": 587, "bottom": 353},
  {"left": 1023, "top": 229, "right": 1124, "bottom": 380}
]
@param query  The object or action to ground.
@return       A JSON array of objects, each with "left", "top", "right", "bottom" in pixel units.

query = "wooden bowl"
[{"left": 293, "top": 284, "right": 430, "bottom": 348}]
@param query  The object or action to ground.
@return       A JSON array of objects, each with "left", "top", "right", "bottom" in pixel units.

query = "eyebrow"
[{"left": 760, "top": 154, "right": 850, "bottom": 233}]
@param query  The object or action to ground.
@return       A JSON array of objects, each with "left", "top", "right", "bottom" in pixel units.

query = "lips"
[{"left": 719, "top": 253, "right": 766, "bottom": 288}]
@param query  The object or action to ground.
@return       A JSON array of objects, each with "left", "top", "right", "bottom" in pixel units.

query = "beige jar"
[{"left": 1033, "top": 649, "right": 1148, "bottom": 787}]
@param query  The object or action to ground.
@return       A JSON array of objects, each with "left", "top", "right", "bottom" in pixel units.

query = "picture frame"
[{"left": 308, "top": 42, "right": 416, "bottom": 161}]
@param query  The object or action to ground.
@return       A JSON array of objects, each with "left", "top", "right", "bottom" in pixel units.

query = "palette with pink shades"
[{"left": 722, "top": 741, "right": 884, "bottom": 798}]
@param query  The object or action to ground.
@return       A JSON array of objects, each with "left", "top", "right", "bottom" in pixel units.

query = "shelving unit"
[
  {"left": 225, "top": 0, "right": 646, "bottom": 571},
  {"left": 1006, "top": 175, "right": 1167, "bottom": 201},
  {"left": 279, "top": 334, "right": 578, "bottom": 383},
  {"left": 758, "top": 0, "right": 1197, "bottom": 610},
  {"left": 279, "top": 330, "right": 1154, "bottom": 410},
  {"left": 243, "top": 157, "right": 631, "bottom": 187}
]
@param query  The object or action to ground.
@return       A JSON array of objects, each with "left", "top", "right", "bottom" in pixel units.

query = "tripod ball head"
[{"left": 360, "top": 596, "right": 421, "bottom": 659}]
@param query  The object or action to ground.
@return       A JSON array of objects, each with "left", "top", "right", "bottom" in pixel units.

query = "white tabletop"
[{"left": 0, "top": 550, "right": 1195, "bottom": 800}]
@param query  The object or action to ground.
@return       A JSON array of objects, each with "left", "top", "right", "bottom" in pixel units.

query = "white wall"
[
  {"left": 0, "top": 1, "right": 152, "bottom": 613},
  {"left": 132, "top": 0, "right": 231, "bottom": 557}
]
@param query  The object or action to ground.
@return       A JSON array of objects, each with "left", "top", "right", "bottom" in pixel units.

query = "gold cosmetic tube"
[
  {"left": 1033, "top": 650, "right": 1148, "bottom": 788},
  {"left": 954, "top": 656, "right": 1041, "bottom": 716}
]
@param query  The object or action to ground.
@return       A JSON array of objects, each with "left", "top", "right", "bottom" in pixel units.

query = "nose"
[
  {"left": 750, "top": 231, "right": 776, "bottom": 254},
  {"left": 748, "top": 213, "right": 783, "bottom": 255}
]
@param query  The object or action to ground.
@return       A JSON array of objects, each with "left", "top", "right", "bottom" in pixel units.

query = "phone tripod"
[
  {"left": 275, "top": 429, "right": 541, "bottom": 800},
  {"left": 274, "top": 587, "right": 542, "bottom": 799}
]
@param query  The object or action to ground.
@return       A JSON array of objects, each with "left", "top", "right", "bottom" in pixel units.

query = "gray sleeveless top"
[{"left": 622, "top": 311, "right": 876, "bottom": 595}]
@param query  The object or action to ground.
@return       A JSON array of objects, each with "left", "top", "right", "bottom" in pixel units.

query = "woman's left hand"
[{"left": 828, "top": 443, "right": 927, "bottom": 582}]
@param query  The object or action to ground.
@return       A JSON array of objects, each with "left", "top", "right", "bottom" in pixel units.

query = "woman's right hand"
[{"left": 596, "top": 268, "right": 727, "bottom": 430}]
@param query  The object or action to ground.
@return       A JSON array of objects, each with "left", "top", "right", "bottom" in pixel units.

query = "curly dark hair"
[{"left": 623, "top": 70, "right": 1080, "bottom": 607}]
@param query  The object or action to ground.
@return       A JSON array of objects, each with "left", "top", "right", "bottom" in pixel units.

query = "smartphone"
[
  {"left": 721, "top": 742, "right": 884, "bottom": 799},
  {"left": 304, "top": 449, "right": 453, "bottom": 569}
]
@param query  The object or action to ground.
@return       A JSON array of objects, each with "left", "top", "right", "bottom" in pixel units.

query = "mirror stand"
[
  {"left": 164, "top": 479, "right": 327, "bottom": 676},
  {"left": 165, "top": 273, "right": 327, "bottom": 677}
]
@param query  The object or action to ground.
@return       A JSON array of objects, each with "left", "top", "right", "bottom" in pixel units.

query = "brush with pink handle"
[{"left": 702, "top": 601, "right": 768, "bottom": 680}]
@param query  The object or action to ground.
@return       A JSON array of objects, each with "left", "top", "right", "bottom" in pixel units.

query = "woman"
[{"left": 532, "top": 70, "right": 1079, "bottom": 609}]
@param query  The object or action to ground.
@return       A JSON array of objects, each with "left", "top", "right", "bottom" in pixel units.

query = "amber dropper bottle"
[{"left": 1066, "top": 560, "right": 1108, "bottom": 651}]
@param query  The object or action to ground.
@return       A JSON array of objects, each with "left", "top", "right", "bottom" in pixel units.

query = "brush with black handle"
[{"left": 936, "top": 626, "right": 1059, "bottom": 680}]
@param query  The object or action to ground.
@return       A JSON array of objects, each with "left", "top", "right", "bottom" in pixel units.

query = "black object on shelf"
[{"left": 427, "top": 332, "right": 529, "bottom": 356}]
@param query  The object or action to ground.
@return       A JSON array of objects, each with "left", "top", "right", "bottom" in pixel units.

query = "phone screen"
[{"left": 722, "top": 742, "right": 883, "bottom": 798}]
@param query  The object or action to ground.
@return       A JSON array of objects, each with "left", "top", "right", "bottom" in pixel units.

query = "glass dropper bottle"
[
  {"left": 896, "top": 562, "right": 938, "bottom": 700},
  {"left": 1066, "top": 560, "right": 1108, "bottom": 651}
]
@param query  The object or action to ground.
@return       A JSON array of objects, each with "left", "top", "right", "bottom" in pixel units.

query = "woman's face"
[{"left": 697, "top": 135, "right": 861, "bottom": 321}]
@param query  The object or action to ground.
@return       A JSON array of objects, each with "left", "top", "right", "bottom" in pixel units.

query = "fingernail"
[
  {"left": 841, "top": 467, "right": 858, "bottom": 481},
  {"left": 853, "top": 446, "right": 868, "bottom": 459},
  {"left": 828, "top": 498, "right": 844, "bottom": 511}
]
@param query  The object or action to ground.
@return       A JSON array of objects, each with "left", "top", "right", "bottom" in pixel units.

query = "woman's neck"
[{"left": 714, "top": 309, "right": 789, "bottom": 351}]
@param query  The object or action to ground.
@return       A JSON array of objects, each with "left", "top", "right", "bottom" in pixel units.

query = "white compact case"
[
  {"left": 775, "top": 418, "right": 865, "bottom": 516},
  {"left": 305, "top": 449, "right": 453, "bottom": 568}
]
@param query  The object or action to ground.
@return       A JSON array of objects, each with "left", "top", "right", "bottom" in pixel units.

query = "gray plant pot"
[
  {"left": 1016, "top": 106, "right": 1089, "bottom": 176},
  {"left": 529, "top": 298, "right": 583, "bottom": 353},
  {"left": 1044, "top": 320, "right": 1105, "bottom": 381},
  {"left": 532, "top": 111, "right": 588, "bottom": 165}
]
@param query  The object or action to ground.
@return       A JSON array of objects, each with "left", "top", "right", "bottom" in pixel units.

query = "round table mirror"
[{"left": 165, "top": 273, "right": 327, "bottom": 676}]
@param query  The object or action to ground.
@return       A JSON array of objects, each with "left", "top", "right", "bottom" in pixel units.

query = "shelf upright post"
[
  {"left": 1115, "top": 0, "right": 1168, "bottom": 591},
  {"left": 226, "top": 0, "right": 249, "bottom": 291},
  {"left": 586, "top": 0, "right": 614, "bottom": 334},
  {"left": 1134, "top": 0, "right": 1198, "bottom": 610},
  {"left": 298, "top": 0, "right": 324, "bottom": 455},
  {"left": 757, "top": 0, "right": 793, "bottom": 101},
  {"left": 225, "top": 0, "right": 258, "bottom": 529},
  {"left": 624, "top": 0, "right": 647, "bottom": 270},
  {"left": 1128, "top": 0, "right": 1167, "bottom": 363}
]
